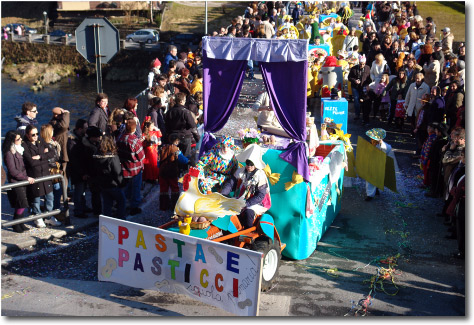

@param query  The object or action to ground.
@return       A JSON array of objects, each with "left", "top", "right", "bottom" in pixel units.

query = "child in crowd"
[
  {"left": 141, "top": 117, "right": 162, "bottom": 183},
  {"left": 394, "top": 95, "right": 406, "bottom": 130},
  {"left": 374, "top": 73, "right": 391, "bottom": 121}
]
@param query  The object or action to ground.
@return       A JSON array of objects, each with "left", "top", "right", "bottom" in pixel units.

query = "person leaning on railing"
[{"left": 2, "top": 130, "right": 35, "bottom": 233}]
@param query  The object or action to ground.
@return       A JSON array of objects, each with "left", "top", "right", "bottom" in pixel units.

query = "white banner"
[{"left": 98, "top": 216, "right": 263, "bottom": 316}]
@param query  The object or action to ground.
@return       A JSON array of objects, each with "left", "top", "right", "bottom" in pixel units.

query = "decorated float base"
[{"left": 262, "top": 140, "right": 345, "bottom": 260}]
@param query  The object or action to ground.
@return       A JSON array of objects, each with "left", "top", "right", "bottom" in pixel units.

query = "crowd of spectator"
[{"left": 1, "top": 1, "right": 465, "bottom": 259}]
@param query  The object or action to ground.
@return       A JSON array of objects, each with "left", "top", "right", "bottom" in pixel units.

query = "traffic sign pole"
[
  {"left": 93, "top": 23, "right": 103, "bottom": 94},
  {"left": 75, "top": 17, "right": 119, "bottom": 94}
]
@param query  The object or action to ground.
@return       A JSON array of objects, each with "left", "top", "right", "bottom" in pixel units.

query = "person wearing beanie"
[{"left": 441, "top": 27, "right": 454, "bottom": 54}]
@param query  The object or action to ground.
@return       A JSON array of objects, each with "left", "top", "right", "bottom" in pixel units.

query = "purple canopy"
[{"left": 201, "top": 37, "right": 310, "bottom": 181}]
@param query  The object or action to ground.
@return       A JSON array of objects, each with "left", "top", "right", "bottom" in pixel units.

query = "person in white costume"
[{"left": 221, "top": 144, "right": 271, "bottom": 228}]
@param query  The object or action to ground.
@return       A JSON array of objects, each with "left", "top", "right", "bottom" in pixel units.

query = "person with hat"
[
  {"left": 196, "top": 136, "right": 239, "bottom": 194},
  {"left": 291, "top": 2, "right": 303, "bottom": 24},
  {"left": 441, "top": 27, "right": 454, "bottom": 55},
  {"left": 364, "top": 128, "right": 396, "bottom": 201},
  {"left": 147, "top": 58, "right": 161, "bottom": 89},
  {"left": 221, "top": 144, "right": 271, "bottom": 228}
]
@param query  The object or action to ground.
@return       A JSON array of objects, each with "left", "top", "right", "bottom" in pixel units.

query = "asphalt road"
[{"left": 1, "top": 7, "right": 465, "bottom": 317}]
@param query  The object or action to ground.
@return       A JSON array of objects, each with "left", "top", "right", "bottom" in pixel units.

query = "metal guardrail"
[{"left": 1, "top": 173, "right": 70, "bottom": 227}]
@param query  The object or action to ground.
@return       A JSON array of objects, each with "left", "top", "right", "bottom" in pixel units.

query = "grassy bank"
[
  {"left": 160, "top": 1, "right": 246, "bottom": 34},
  {"left": 416, "top": 1, "right": 465, "bottom": 42}
]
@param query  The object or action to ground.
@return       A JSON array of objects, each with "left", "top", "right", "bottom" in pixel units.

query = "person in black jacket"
[
  {"left": 82, "top": 126, "right": 103, "bottom": 217},
  {"left": 88, "top": 93, "right": 109, "bottom": 135},
  {"left": 67, "top": 119, "right": 89, "bottom": 218},
  {"left": 348, "top": 55, "right": 372, "bottom": 120},
  {"left": 93, "top": 135, "right": 126, "bottom": 219},
  {"left": 147, "top": 97, "right": 166, "bottom": 141},
  {"left": 165, "top": 92, "right": 200, "bottom": 158},
  {"left": 2, "top": 130, "right": 35, "bottom": 232},
  {"left": 425, "top": 122, "right": 449, "bottom": 198},
  {"left": 22, "top": 125, "right": 61, "bottom": 228}
]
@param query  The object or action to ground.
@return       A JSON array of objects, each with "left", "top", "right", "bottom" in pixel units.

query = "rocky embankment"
[{"left": 1, "top": 41, "right": 159, "bottom": 90}]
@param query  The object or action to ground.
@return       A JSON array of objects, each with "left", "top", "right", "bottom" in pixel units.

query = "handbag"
[{"left": 50, "top": 161, "right": 63, "bottom": 184}]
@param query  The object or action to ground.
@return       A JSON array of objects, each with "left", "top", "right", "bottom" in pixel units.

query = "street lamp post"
[{"left": 43, "top": 11, "right": 48, "bottom": 35}]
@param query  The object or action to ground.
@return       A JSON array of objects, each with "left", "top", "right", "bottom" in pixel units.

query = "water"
[{"left": 1, "top": 73, "right": 146, "bottom": 137}]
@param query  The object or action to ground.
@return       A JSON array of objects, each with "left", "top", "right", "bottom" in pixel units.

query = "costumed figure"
[
  {"left": 221, "top": 144, "right": 271, "bottom": 229},
  {"left": 337, "top": 50, "right": 350, "bottom": 97},
  {"left": 331, "top": 25, "right": 349, "bottom": 56},
  {"left": 317, "top": 56, "right": 343, "bottom": 97},
  {"left": 253, "top": 91, "right": 290, "bottom": 138},
  {"left": 309, "top": 19, "right": 324, "bottom": 45},
  {"left": 196, "top": 136, "right": 238, "bottom": 194},
  {"left": 141, "top": 117, "right": 162, "bottom": 182},
  {"left": 364, "top": 128, "right": 397, "bottom": 201},
  {"left": 337, "top": 2, "right": 354, "bottom": 25},
  {"left": 296, "top": 16, "right": 311, "bottom": 40}
]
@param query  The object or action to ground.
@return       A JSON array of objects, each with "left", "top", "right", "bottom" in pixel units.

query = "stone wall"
[{"left": 1, "top": 41, "right": 164, "bottom": 86}]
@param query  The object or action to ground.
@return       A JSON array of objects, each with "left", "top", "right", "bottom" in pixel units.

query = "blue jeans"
[
  {"left": 53, "top": 182, "right": 62, "bottom": 210},
  {"left": 247, "top": 60, "right": 254, "bottom": 78},
  {"left": 102, "top": 187, "right": 127, "bottom": 219},
  {"left": 125, "top": 171, "right": 142, "bottom": 209},
  {"left": 30, "top": 191, "right": 54, "bottom": 215},
  {"left": 72, "top": 181, "right": 87, "bottom": 215},
  {"left": 352, "top": 88, "right": 361, "bottom": 117}
]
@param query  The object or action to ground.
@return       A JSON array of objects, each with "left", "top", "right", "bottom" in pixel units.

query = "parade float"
[{"left": 98, "top": 37, "right": 350, "bottom": 316}]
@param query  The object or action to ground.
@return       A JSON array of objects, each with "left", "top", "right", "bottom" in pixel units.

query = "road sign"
[
  {"left": 75, "top": 17, "right": 119, "bottom": 64},
  {"left": 75, "top": 17, "right": 119, "bottom": 93}
]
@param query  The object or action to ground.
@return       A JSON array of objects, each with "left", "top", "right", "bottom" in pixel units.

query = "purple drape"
[
  {"left": 200, "top": 50, "right": 247, "bottom": 157},
  {"left": 260, "top": 61, "right": 310, "bottom": 181}
]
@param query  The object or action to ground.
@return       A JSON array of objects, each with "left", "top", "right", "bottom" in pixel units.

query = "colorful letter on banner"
[
  {"left": 98, "top": 216, "right": 263, "bottom": 316},
  {"left": 308, "top": 44, "right": 331, "bottom": 57}
]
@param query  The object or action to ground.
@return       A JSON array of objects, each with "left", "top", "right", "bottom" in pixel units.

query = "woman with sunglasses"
[
  {"left": 22, "top": 124, "right": 62, "bottom": 228},
  {"left": 2, "top": 130, "right": 35, "bottom": 232}
]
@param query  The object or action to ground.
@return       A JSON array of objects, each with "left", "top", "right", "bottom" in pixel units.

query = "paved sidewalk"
[{"left": 1, "top": 182, "right": 157, "bottom": 255}]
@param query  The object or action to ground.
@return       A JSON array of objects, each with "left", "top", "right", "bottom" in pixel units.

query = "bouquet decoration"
[{"left": 238, "top": 128, "right": 261, "bottom": 148}]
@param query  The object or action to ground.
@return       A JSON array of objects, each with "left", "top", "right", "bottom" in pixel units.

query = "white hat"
[
  {"left": 236, "top": 144, "right": 266, "bottom": 170},
  {"left": 442, "top": 27, "right": 450, "bottom": 33}
]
